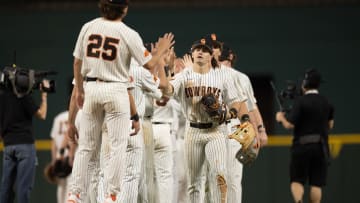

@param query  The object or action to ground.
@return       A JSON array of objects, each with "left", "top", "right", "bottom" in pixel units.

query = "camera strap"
[{"left": 8, "top": 69, "right": 35, "bottom": 98}]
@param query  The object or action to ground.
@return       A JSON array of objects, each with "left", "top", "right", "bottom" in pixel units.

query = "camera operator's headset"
[{"left": 7, "top": 65, "right": 36, "bottom": 98}]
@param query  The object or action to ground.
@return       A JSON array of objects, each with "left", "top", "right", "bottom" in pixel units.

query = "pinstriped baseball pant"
[
  {"left": 185, "top": 125, "right": 228, "bottom": 203},
  {"left": 225, "top": 119, "right": 243, "bottom": 203},
  {"left": 69, "top": 82, "right": 130, "bottom": 199},
  {"left": 139, "top": 118, "right": 155, "bottom": 203},
  {"left": 118, "top": 126, "right": 144, "bottom": 203},
  {"left": 152, "top": 123, "right": 174, "bottom": 203}
]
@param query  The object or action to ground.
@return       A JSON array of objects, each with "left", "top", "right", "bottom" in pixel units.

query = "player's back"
[{"left": 77, "top": 18, "right": 148, "bottom": 83}]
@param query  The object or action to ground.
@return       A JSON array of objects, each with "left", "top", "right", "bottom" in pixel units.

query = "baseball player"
[
  {"left": 67, "top": 0, "right": 174, "bottom": 202},
  {"left": 118, "top": 58, "right": 166, "bottom": 203},
  {"left": 205, "top": 34, "right": 266, "bottom": 203},
  {"left": 50, "top": 110, "right": 70, "bottom": 203},
  {"left": 162, "top": 38, "right": 251, "bottom": 203}
]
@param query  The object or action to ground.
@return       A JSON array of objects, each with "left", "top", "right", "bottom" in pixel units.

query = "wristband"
[
  {"left": 131, "top": 113, "right": 140, "bottom": 122},
  {"left": 171, "top": 72, "right": 175, "bottom": 77}
]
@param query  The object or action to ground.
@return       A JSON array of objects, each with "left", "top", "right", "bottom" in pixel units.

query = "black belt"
[
  {"left": 298, "top": 134, "right": 322, "bottom": 145},
  {"left": 190, "top": 122, "right": 213, "bottom": 129},
  {"left": 152, "top": 122, "right": 171, "bottom": 125},
  {"left": 85, "top": 77, "right": 110, "bottom": 82}
]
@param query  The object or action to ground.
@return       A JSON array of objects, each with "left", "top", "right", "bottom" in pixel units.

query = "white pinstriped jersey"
[
  {"left": 73, "top": 17, "right": 152, "bottom": 82},
  {"left": 220, "top": 65, "right": 257, "bottom": 111},
  {"left": 170, "top": 67, "right": 246, "bottom": 123},
  {"left": 50, "top": 111, "right": 69, "bottom": 151},
  {"left": 129, "top": 59, "right": 162, "bottom": 118}
]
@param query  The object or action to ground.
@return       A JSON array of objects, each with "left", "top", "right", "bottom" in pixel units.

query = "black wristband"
[
  {"left": 131, "top": 113, "right": 140, "bottom": 121},
  {"left": 171, "top": 72, "right": 175, "bottom": 77}
]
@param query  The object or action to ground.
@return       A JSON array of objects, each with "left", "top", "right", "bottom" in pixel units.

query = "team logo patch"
[{"left": 144, "top": 50, "right": 150, "bottom": 57}]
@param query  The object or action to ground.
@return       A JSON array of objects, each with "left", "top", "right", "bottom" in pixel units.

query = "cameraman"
[
  {"left": 0, "top": 80, "right": 49, "bottom": 203},
  {"left": 276, "top": 69, "right": 334, "bottom": 203}
]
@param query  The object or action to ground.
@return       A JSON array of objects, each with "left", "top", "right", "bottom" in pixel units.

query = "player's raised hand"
[
  {"left": 182, "top": 54, "right": 193, "bottom": 68},
  {"left": 157, "top": 32, "right": 175, "bottom": 54}
]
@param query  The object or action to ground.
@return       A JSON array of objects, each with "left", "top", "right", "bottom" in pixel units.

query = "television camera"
[{"left": 0, "top": 64, "right": 57, "bottom": 98}]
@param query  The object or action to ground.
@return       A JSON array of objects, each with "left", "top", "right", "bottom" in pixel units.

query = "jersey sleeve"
[
  {"left": 169, "top": 72, "right": 185, "bottom": 100},
  {"left": 223, "top": 77, "right": 246, "bottom": 107},
  {"left": 73, "top": 23, "right": 89, "bottom": 60},
  {"left": 140, "top": 68, "right": 162, "bottom": 100},
  {"left": 126, "top": 31, "right": 152, "bottom": 67},
  {"left": 241, "top": 74, "right": 257, "bottom": 111}
]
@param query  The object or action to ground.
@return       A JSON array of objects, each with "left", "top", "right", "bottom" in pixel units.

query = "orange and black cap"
[{"left": 191, "top": 38, "right": 213, "bottom": 54}]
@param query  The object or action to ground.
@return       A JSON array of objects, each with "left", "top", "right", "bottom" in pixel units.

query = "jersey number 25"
[{"left": 87, "top": 34, "right": 120, "bottom": 61}]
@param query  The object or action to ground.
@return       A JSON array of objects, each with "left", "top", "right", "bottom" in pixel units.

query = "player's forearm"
[
  {"left": 68, "top": 87, "right": 79, "bottom": 125},
  {"left": 157, "top": 64, "right": 170, "bottom": 89},
  {"left": 128, "top": 90, "right": 137, "bottom": 117},
  {"left": 250, "top": 106, "right": 266, "bottom": 133},
  {"left": 73, "top": 58, "right": 84, "bottom": 92}
]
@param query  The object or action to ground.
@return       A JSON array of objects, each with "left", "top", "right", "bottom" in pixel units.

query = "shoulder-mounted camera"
[{"left": 0, "top": 64, "right": 57, "bottom": 98}]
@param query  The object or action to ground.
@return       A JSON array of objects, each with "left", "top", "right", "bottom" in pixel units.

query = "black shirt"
[
  {"left": 287, "top": 92, "right": 334, "bottom": 145},
  {"left": 0, "top": 89, "right": 39, "bottom": 146}
]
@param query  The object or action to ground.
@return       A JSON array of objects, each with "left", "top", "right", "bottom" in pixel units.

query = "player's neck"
[{"left": 193, "top": 63, "right": 211, "bottom": 74}]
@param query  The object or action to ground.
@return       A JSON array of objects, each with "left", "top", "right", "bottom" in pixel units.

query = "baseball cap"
[
  {"left": 303, "top": 68, "right": 323, "bottom": 89},
  {"left": 107, "top": 0, "right": 129, "bottom": 5},
  {"left": 203, "top": 33, "right": 223, "bottom": 50},
  {"left": 218, "top": 44, "right": 232, "bottom": 61},
  {"left": 191, "top": 38, "right": 213, "bottom": 54}
]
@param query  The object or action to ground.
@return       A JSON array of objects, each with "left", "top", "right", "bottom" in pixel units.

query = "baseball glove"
[
  {"left": 53, "top": 157, "right": 72, "bottom": 178},
  {"left": 43, "top": 163, "right": 58, "bottom": 184},
  {"left": 228, "top": 114, "right": 259, "bottom": 165},
  {"left": 200, "top": 93, "right": 227, "bottom": 124}
]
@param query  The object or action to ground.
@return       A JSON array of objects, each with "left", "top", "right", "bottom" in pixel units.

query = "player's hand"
[
  {"left": 67, "top": 123, "right": 78, "bottom": 144},
  {"left": 130, "top": 120, "right": 140, "bottom": 136},
  {"left": 156, "top": 96, "right": 170, "bottom": 106},
  {"left": 157, "top": 33, "right": 175, "bottom": 54},
  {"left": 182, "top": 54, "right": 193, "bottom": 68}
]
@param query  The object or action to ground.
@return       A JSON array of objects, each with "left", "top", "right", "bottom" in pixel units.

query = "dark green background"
[{"left": 0, "top": 6, "right": 359, "bottom": 202}]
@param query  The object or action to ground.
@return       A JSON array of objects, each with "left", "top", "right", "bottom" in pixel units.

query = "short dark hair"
[
  {"left": 303, "top": 68, "right": 322, "bottom": 89},
  {"left": 98, "top": 0, "right": 128, "bottom": 20}
]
